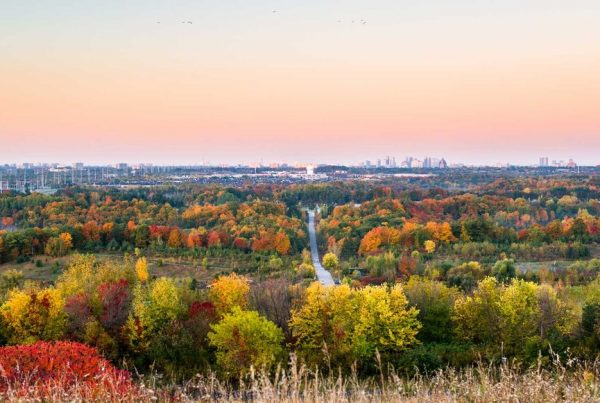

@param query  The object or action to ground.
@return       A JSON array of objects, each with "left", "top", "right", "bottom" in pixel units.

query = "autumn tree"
[
  {"left": 1, "top": 288, "right": 66, "bottom": 344},
  {"left": 453, "top": 277, "right": 502, "bottom": 345},
  {"left": 135, "top": 257, "right": 149, "bottom": 283},
  {"left": 295, "top": 262, "right": 316, "bottom": 278},
  {"left": 446, "top": 261, "right": 485, "bottom": 292},
  {"left": 491, "top": 258, "right": 516, "bottom": 283},
  {"left": 358, "top": 227, "right": 401, "bottom": 255},
  {"left": 127, "top": 277, "right": 184, "bottom": 352},
  {"left": 498, "top": 279, "right": 541, "bottom": 354},
  {"left": 45, "top": 232, "right": 73, "bottom": 257},
  {"left": 57, "top": 255, "right": 136, "bottom": 298},
  {"left": 290, "top": 282, "right": 420, "bottom": 368},
  {"left": 208, "top": 273, "right": 250, "bottom": 316},
  {"left": 424, "top": 240, "right": 436, "bottom": 254},
  {"left": 0, "top": 269, "right": 24, "bottom": 301},
  {"left": 208, "top": 307, "right": 284, "bottom": 376},
  {"left": 167, "top": 229, "right": 183, "bottom": 248},
  {"left": 404, "top": 276, "right": 459, "bottom": 343},
  {"left": 365, "top": 251, "right": 398, "bottom": 281},
  {"left": 322, "top": 252, "right": 339, "bottom": 271},
  {"left": 249, "top": 278, "right": 299, "bottom": 338},
  {"left": 351, "top": 285, "right": 421, "bottom": 364},
  {"left": 273, "top": 231, "right": 291, "bottom": 255},
  {"left": 82, "top": 221, "right": 100, "bottom": 242}
]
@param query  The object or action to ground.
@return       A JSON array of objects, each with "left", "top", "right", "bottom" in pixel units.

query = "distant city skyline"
[
  {"left": 2, "top": 1, "right": 600, "bottom": 165},
  {"left": 0, "top": 155, "right": 593, "bottom": 168}
]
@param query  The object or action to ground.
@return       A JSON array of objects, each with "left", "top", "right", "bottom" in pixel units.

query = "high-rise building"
[
  {"left": 539, "top": 157, "right": 549, "bottom": 167},
  {"left": 412, "top": 159, "right": 423, "bottom": 168}
]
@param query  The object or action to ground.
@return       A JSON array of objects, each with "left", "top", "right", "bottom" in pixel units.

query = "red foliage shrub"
[
  {"left": 359, "top": 276, "right": 388, "bottom": 286},
  {"left": 64, "top": 293, "right": 92, "bottom": 337},
  {"left": 97, "top": 279, "right": 131, "bottom": 331},
  {"left": 207, "top": 230, "right": 222, "bottom": 247},
  {"left": 0, "top": 341, "right": 135, "bottom": 395},
  {"left": 188, "top": 301, "right": 216, "bottom": 320},
  {"left": 233, "top": 237, "right": 249, "bottom": 250}
]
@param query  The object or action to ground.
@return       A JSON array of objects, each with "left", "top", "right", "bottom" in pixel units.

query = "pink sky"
[{"left": 1, "top": 1, "right": 599, "bottom": 165}]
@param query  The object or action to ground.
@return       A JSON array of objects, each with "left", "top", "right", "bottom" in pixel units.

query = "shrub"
[
  {"left": 0, "top": 341, "right": 134, "bottom": 394},
  {"left": 208, "top": 307, "right": 284, "bottom": 376}
]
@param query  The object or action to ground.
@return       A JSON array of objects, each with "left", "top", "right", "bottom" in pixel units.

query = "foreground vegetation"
[{"left": 2, "top": 349, "right": 599, "bottom": 402}]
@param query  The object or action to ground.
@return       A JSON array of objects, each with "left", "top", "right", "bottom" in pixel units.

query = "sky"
[{"left": 1, "top": 1, "right": 599, "bottom": 166}]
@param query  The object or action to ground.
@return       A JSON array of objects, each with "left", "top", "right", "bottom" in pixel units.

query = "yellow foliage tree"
[
  {"left": 290, "top": 282, "right": 420, "bottom": 367},
  {"left": 57, "top": 255, "right": 136, "bottom": 298},
  {"left": 135, "top": 257, "right": 149, "bottom": 282},
  {"left": 127, "top": 277, "right": 184, "bottom": 352},
  {"left": 322, "top": 252, "right": 339, "bottom": 271},
  {"left": 1, "top": 288, "right": 66, "bottom": 344},
  {"left": 209, "top": 273, "right": 250, "bottom": 316},
  {"left": 424, "top": 240, "right": 436, "bottom": 254},
  {"left": 59, "top": 232, "right": 73, "bottom": 249}
]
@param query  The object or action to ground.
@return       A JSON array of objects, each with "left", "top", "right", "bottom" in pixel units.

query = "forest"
[{"left": 1, "top": 173, "right": 600, "bottom": 401}]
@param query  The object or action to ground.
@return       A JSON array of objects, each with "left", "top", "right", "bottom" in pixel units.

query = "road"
[{"left": 307, "top": 210, "right": 335, "bottom": 286}]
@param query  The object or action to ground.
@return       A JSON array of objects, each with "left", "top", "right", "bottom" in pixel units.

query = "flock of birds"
[
  {"left": 154, "top": 10, "right": 367, "bottom": 25},
  {"left": 155, "top": 21, "right": 192, "bottom": 24}
]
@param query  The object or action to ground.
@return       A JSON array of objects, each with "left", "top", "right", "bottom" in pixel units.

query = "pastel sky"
[{"left": 1, "top": 1, "right": 599, "bottom": 165}]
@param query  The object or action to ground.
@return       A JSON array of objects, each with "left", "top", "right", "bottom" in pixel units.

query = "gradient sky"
[{"left": 1, "top": 1, "right": 599, "bottom": 165}]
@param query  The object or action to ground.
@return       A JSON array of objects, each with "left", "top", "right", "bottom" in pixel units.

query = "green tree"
[
  {"left": 404, "top": 276, "right": 459, "bottom": 343},
  {"left": 492, "top": 259, "right": 516, "bottom": 283},
  {"left": 208, "top": 307, "right": 284, "bottom": 376},
  {"left": 446, "top": 261, "right": 485, "bottom": 292},
  {"left": 0, "top": 269, "right": 24, "bottom": 301},
  {"left": 453, "top": 277, "right": 502, "bottom": 344},
  {"left": 352, "top": 284, "right": 421, "bottom": 362},
  {"left": 499, "top": 279, "right": 540, "bottom": 354},
  {"left": 127, "top": 277, "right": 185, "bottom": 352}
]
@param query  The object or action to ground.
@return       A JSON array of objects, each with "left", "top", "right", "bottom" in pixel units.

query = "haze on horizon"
[{"left": 1, "top": 1, "right": 599, "bottom": 166}]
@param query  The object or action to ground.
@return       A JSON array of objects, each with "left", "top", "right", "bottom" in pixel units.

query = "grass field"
[
  {"left": 0, "top": 253, "right": 294, "bottom": 285},
  {"left": 2, "top": 355, "right": 598, "bottom": 402}
]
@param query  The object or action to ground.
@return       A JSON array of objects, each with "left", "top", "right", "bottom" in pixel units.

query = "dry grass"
[{"left": 2, "top": 354, "right": 599, "bottom": 402}]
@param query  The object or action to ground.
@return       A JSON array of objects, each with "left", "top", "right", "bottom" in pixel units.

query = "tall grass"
[{"left": 2, "top": 353, "right": 599, "bottom": 402}]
